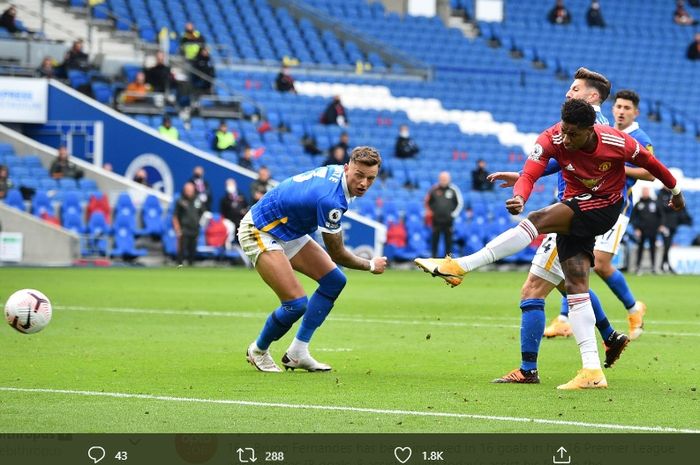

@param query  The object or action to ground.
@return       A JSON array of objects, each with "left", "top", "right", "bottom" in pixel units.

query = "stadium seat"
[
  {"left": 31, "top": 191, "right": 54, "bottom": 217},
  {"left": 111, "top": 225, "right": 147, "bottom": 259},
  {"left": 3, "top": 189, "right": 25, "bottom": 211},
  {"left": 141, "top": 195, "right": 164, "bottom": 237},
  {"left": 86, "top": 211, "right": 110, "bottom": 256}
]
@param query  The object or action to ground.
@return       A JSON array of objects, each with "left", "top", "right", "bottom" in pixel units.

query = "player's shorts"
[
  {"left": 594, "top": 214, "right": 630, "bottom": 255},
  {"left": 557, "top": 196, "right": 623, "bottom": 265},
  {"left": 237, "top": 211, "right": 311, "bottom": 266},
  {"left": 529, "top": 233, "right": 564, "bottom": 285}
]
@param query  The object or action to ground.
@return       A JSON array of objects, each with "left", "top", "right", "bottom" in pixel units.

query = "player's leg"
[
  {"left": 557, "top": 244, "right": 607, "bottom": 390},
  {"left": 431, "top": 225, "right": 440, "bottom": 257},
  {"left": 238, "top": 214, "right": 308, "bottom": 372},
  {"left": 594, "top": 214, "right": 646, "bottom": 339},
  {"left": 284, "top": 239, "right": 346, "bottom": 372},
  {"left": 416, "top": 202, "right": 574, "bottom": 287},
  {"left": 492, "top": 272, "right": 556, "bottom": 384},
  {"left": 445, "top": 222, "right": 454, "bottom": 257},
  {"left": 648, "top": 233, "right": 658, "bottom": 273}
]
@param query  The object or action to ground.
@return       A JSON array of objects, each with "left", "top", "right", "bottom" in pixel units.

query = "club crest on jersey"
[
  {"left": 328, "top": 209, "right": 342, "bottom": 223},
  {"left": 598, "top": 162, "right": 611, "bottom": 172},
  {"left": 528, "top": 143, "right": 543, "bottom": 161}
]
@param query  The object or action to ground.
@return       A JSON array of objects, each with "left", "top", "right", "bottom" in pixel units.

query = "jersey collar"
[
  {"left": 592, "top": 104, "right": 602, "bottom": 113},
  {"left": 341, "top": 170, "right": 354, "bottom": 202},
  {"left": 621, "top": 121, "right": 639, "bottom": 134}
]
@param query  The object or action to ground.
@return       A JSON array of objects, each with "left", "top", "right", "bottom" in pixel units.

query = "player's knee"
[
  {"left": 593, "top": 260, "right": 613, "bottom": 278},
  {"left": 520, "top": 274, "right": 550, "bottom": 300},
  {"left": 318, "top": 267, "right": 347, "bottom": 299},
  {"left": 525, "top": 211, "right": 544, "bottom": 231},
  {"left": 283, "top": 295, "right": 308, "bottom": 318}
]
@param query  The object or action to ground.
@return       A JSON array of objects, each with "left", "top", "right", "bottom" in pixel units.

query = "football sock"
[
  {"left": 256, "top": 296, "right": 308, "bottom": 351},
  {"left": 603, "top": 270, "right": 637, "bottom": 311},
  {"left": 296, "top": 268, "right": 347, "bottom": 343},
  {"left": 519, "top": 298, "right": 545, "bottom": 371},
  {"left": 457, "top": 219, "right": 538, "bottom": 271},
  {"left": 589, "top": 289, "right": 614, "bottom": 340},
  {"left": 287, "top": 338, "right": 309, "bottom": 357},
  {"left": 559, "top": 295, "right": 569, "bottom": 318},
  {"left": 567, "top": 293, "right": 601, "bottom": 369}
]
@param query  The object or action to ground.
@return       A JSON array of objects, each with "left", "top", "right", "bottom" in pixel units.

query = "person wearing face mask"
[
  {"left": 275, "top": 66, "right": 296, "bottom": 93},
  {"left": 132, "top": 168, "right": 150, "bottom": 187},
  {"left": 189, "top": 165, "right": 212, "bottom": 211},
  {"left": 219, "top": 178, "right": 249, "bottom": 230},
  {"left": 394, "top": 124, "right": 420, "bottom": 187}
]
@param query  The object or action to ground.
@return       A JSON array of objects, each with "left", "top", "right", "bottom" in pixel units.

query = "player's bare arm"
[
  {"left": 487, "top": 171, "right": 520, "bottom": 188},
  {"left": 625, "top": 166, "right": 654, "bottom": 181},
  {"left": 322, "top": 231, "right": 387, "bottom": 274}
]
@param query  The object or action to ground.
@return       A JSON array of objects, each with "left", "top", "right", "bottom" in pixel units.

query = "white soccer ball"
[{"left": 4, "top": 289, "right": 53, "bottom": 334}]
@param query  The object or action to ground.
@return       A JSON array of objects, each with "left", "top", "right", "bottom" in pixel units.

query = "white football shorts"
[
  {"left": 529, "top": 233, "right": 564, "bottom": 285},
  {"left": 594, "top": 214, "right": 629, "bottom": 255},
  {"left": 237, "top": 211, "right": 311, "bottom": 266}
]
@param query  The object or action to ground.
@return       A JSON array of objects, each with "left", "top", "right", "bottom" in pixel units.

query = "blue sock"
[
  {"left": 296, "top": 268, "right": 347, "bottom": 342},
  {"left": 604, "top": 270, "right": 636, "bottom": 310},
  {"left": 256, "top": 296, "right": 308, "bottom": 350},
  {"left": 559, "top": 295, "right": 569, "bottom": 318},
  {"left": 520, "top": 298, "right": 545, "bottom": 371},
  {"left": 590, "top": 289, "right": 614, "bottom": 340}
]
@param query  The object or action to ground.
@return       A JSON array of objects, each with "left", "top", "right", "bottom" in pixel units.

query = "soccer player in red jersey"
[{"left": 416, "top": 99, "right": 685, "bottom": 389}]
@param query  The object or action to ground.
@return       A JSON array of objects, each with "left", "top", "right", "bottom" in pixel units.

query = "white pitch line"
[
  {"left": 1, "top": 387, "right": 697, "bottom": 433},
  {"left": 54, "top": 305, "right": 700, "bottom": 337}
]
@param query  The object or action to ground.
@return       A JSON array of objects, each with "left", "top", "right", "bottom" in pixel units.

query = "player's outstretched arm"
[
  {"left": 487, "top": 172, "right": 519, "bottom": 188},
  {"left": 322, "top": 231, "right": 387, "bottom": 274}
]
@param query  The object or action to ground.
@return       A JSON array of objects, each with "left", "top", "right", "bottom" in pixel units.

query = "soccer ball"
[{"left": 4, "top": 289, "right": 53, "bottom": 334}]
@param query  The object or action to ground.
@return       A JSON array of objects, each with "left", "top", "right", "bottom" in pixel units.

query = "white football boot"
[
  {"left": 246, "top": 342, "right": 282, "bottom": 372},
  {"left": 281, "top": 352, "right": 331, "bottom": 372}
]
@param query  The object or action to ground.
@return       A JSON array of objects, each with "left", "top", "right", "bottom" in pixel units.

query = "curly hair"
[{"left": 561, "top": 98, "right": 596, "bottom": 128}]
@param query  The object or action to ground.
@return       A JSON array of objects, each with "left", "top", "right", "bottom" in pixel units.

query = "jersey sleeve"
[
  {"left": 513, "top": 133, "right": 552, "bottom": 202},
  {"left": 317, "top": 197, "right": 345, "bottom": 234},
  {"left": 626, "top": 136, "right": 677, "bottom": 190}
]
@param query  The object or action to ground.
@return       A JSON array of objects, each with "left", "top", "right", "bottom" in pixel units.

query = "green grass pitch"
[{"left": 0, "top": 267, "right": 698, "bottom": 433}]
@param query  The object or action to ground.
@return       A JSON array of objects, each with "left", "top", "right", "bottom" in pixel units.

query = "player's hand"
[
  {"left": 487, "top": 171, "right": 519, "bottom": 188},
  {"left": 669, "top": 192, "right": 685, "bottom": 211},
  {"left": 370, "top": 257, "right": 388, "bottom": 274},
  {"left": 505, "top": 195, "right": 524, "bottom": 215}
]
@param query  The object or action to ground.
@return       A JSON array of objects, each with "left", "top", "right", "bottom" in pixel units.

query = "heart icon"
[{"left": 394, "top": 446, "right": 412, "bottom": 464}]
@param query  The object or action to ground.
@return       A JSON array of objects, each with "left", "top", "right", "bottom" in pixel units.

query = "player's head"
[
  {"left": 345, "top": 146, "right": 381, "bottom": 197},
  {"left": 566, "top": 67, "right": 611, "bottom": 105},
  {"left": 560, "top": 99, "right": 596, "bottom": 151},
  {"left": 612, "top": 89, "right": 640, "bottom": 131}
]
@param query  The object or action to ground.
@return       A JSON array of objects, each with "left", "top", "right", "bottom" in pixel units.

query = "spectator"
[
  {"left": 63, "top": 40, "right": 90, "bottom": 72},
  {"left": 320, "top": 95, "right": 348, "bottom": 126},
  {"left": 238, "top": 146, "right": 255, "bottom": 170},
  {"left": 190, "top": 48, "right": 215, "bottom": 95},
  {"left": 219, "top": 178, "right": 249, "bottom": 230},
  {"left": 395, "top": 124, "right": 419, "bottom": 159},
  {"left": 189, "top": 166, "right": 212, "bottom": 211},
  {"left": 674, "top": 0, "right": 698, "bottom": 25},
  {"left": 657, "top": 188, "right": 692, "bottom": 273},
  {"left": 322, "top": 145, "right": 347, "bottom": 167},
  {"left": 132, "top": 169, "right": 149, "bottom": 187},
  {"left": 0, "top": 5, "right": 27, "bottom": 34},
  {"left": 49, "top": 146, "right": 84, "bottom": 180},
  {"left": 173, "top": 182, "right": 204, "bottom": 266},
  {"left": 547, "top": 0, "right": 572, "bottom": 25},
  {"left": 274, "top": 66, "right": 296, "bottom": 93},
  {"left": 425, "top": 171, "right": 464, "bottom": 257},
  {"left": 0, "top": 164, "right": 12, "bottom": 200},
  {"left": 102, "top": 162, "right": 113, "bottom": 172},
  {"left": 180, "top": 22, "right": 206, "bottom": 60},
  {"left": 329, "top": 132, "right": 350, "bottom": 163},
  {"left": 586, "top": 1, "right": 606, "bottom": 27},
  {"left": 212, "top": 120, "right": 237, "bottom": 154},
  {"left": 471, "top": 159, "right": 494, "bottom": 191},
  {"left": 631, "top": 186, "right": 662, "bottom": 274},
  {"left": 301, "top": 133, "right": 322, "bottom": 156},
  {"left": 123, "top": 71, "right": 152, "bottom": 104},
  {"left": 686, "top": 32, "right": 700, "bottom": 60},
  {"left": 36, "top": 57, "right": 55, "bottom": 79},
  {"left": 145, "top": 51, "right": 175, "bottom": 94},
  {"left": 158, "top": 116, "right": 179, "bottom": 140},
  {"left": 250, "top": 166, "right": 272, "bottom": 204}
]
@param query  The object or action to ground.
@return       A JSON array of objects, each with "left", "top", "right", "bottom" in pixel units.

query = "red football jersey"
[{"left": 514, "top": 123, "right": 677, "bottom": 210}]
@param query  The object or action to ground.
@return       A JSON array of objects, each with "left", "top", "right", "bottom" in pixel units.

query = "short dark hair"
[
  {"left": 561, "top": 99, "right": 596, "bottom": 128},
  {"left": 349, "top": 146, "right": 382, "bottom": 168},
  {"left": 614, "top": 89, "right": 640, "bottom": 108},
  {"left": 574, "top": 67, "right": 611, "bottom": 103}
]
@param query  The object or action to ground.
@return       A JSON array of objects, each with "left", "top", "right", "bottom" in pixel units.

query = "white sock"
[
  {"left": 456, "top": 219, "right": 538, "bottom": 271},
  {"left": 557, "top": 314, "right": 569, "bottom": 323},
  {"left": 567, "top": 293, "right": 601, "bottom": 370},
  {"left": 287, "top": 338, "right": 309, "bottom": 357},
  {"left": 628, "top": 301, "right": 641, "bottom": 314}
]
